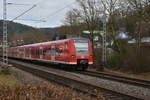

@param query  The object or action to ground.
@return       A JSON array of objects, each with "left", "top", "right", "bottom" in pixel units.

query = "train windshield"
[{"left": 74, "top": 39, "right": 89, "bottom": 56}]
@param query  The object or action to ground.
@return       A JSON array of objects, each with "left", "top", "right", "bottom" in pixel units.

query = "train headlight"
[
  {"left": 71, "top": 55, "right": 76, "bottom": 58},
  {"left": 80, "top": 60, "right": 88, "bottom": 64}
]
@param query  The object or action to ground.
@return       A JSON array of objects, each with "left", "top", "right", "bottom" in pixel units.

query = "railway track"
[
  {"left": 78, "top": 71, "right": 150, "bottom": 89},
  {"left": 7, "top": 59, "right": 141, "bottom": 100}
]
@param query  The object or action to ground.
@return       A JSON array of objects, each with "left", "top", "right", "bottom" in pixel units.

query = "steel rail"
[{"left": 78, "top": 71, "right": 150, "bottom": 89}]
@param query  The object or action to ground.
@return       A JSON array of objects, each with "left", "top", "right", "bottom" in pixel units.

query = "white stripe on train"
[{"left": 10, "top": 56, "right": 93, "bottom": 65}]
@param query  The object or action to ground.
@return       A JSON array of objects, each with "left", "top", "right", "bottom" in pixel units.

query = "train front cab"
[{"left": 69, "top": 39, "right": 93, "bottom": 70}]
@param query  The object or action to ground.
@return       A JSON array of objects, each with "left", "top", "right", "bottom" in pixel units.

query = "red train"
[{"left": 8, "top": 38, "right": 93, "bottom": 70}]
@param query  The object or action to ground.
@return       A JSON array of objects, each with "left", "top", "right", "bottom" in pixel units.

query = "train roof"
[
  {"left": 9, "top": 38, "right": 88, "bottom": 48},
  {"left": 11, "top": 38, "right": 87, "bottom": 48}
]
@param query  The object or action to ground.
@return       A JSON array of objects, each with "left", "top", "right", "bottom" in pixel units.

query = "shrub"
[
  {"left": 107, "top": 46, "right": 150, "bottom": 73},
  {"left": 0, "top": 65, "right": 11, "bottom": 75},
  {"left": 92, "top": 48, "right": 104, "bottom": 71},
  {"left": 126, "top": 48, "right": 150, "bottom": 73},
  {"left": 107, "top": 55, "right": 123, "bottom": 69}
]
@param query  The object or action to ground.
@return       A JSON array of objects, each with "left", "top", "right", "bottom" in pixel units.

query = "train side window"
[
  {"left": 27, "top": 49, "right": 29, "bottom": 55},
  {"left": 31, "top": 49, "right": 33, "bottom": 55},
  {"left": 65, "top": 43, "right": 68, "bottom": 50},
  {"left": 35, "top": 49, "right": 37, "bottom": 55},
  {"left": 36, "top": 49, "right": 38, "bottom": 55},
  {"left": 35, "top": 49, "right": 38, "bottom": 55},
  {"left": 36, "top": 49, "right": 39, "bottom": 55},
  {"left": 39, "top": 49, "right": 43, "bottom": 55},
  {"left": 43, "top": 48, "right": 46, "bottom": 55},
  {"left": 25, "top": 49, "right": 27, "bottom": 55},
  {"left": 47, "top": 48, "right": 51, "bottom": 55},
  {"left": 51, "top": 47, "right": 55, "bottom": 56},
  {"left": 56, "top": 48, "right": 59, "bottom": 56},
  {"left": 31, "top": 49, "right": 35, "bottom": 55},
  {"left": 34, "top": 49, "right": 36, "bottom": 55},
  {"left": 43, "top": 48, "right": 51, "bottom": 56}
]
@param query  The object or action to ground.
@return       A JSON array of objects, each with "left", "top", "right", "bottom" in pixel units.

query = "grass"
[
  {"left": 0, "top": 74, "right": 21, "bottom": 87},
  {"left": 0, "top": 67, "right": 21, "bottom": 87},
  {"left": 105, "top": 68, "right": 150, "bottom": 80}
]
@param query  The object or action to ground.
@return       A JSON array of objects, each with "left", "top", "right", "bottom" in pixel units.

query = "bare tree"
[
  {"left": 77, "top": 0, "right": 102, "bottom": 48},
  {"left": 64, "top": 9, "right": 81, "bottom": 26},
  {"left": 63, "top": 9, "right": 83, "bottom": 35},
  {"left": 64, "top": 0, "right": 103, "bottom": 49},
  {"left": 100, "top": 0, "right": 120, "bottom": 33},
  {"left": 100, "top": 0, "right": 125, "bottom": 55},
  {"left": 127, "top": 0, "right": 150, "bottom": 53}
]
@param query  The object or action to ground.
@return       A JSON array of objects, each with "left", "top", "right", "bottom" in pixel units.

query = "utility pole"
[
  {"left": 2, "top": 1, "right": 37, "bottom": 67},
  {"left": 2, "top": 0, "right": 8, "bottom": 66},
  {"left": 102, "top": 12, "right": 107, "bottom": 67}
]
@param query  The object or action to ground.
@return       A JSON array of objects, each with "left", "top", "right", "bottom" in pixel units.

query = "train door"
[
  {"left": 64, "top": 42, "right": 68, "bottom": 60},
  {"left": 17, "top": 48, "right": 19, "bottom": 57},
  {"left": 40, "top": 46, "right": 43, "bottom": 59},
  {"left": 24, "top": 48, "right": 25, "bottom": 58},
  {"left": 51, "top": 44, "right": 55, "bottom": 61},
  {"left": 29, "top": 48, "right": 32, "bottom": 59}
]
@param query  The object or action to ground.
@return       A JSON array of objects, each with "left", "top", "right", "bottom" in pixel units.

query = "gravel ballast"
[{"left": 69, "top": 72, "right": 150, "bottom": 100}]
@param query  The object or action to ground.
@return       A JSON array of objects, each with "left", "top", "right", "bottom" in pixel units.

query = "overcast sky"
[{"left": 0, "top": 0, "right": 76, "bottom": 28}]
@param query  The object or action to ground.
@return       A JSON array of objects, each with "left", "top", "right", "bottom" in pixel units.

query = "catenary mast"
[{"left": 2, "top": 0, "right": 8, "bottom": 66}]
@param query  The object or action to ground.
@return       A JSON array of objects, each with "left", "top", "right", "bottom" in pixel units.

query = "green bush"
[
  {"left": 107, "top": 47, "right": 150, "bottom": 73},
  {"left": 93, "top": 48, "right": 104, "bottom": 71},
  {"left": 107, "top": 55, "right": 123, "bottom": 69},
  {"left": 126, "top": 48, "right": 150, "bottom": 73},
  {"left": 92, "top": 38, "right": 150, "bottom": 73}
]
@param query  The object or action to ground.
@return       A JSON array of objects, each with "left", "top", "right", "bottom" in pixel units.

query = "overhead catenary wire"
[
  {"left": 7, "top": 0, "right": 77, "bottom": 27},
  {"left": 41, "top": 1, "right": 77, "bottom": 20},
  {"left": 15, "top": 19, "right": 46, "bottom": 22},
  {"left": 11, "top": 5, "right": 36, "bottom": 21},
  {"left": 8, "top": 0, "right": 47, "bottom": 22},
  {"left": 7, "top": 3, "right": 32, "bottom": 6}
]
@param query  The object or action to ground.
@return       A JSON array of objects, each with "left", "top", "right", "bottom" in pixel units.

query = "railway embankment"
[
  {"left": 0, "top": 64, "right": 104, "bottom": 100},
  {"left": 1, "top": 59, "right": 150, "bottom": 100},
  {"left": 8, "top": 59, "right": 149, "bottom": 100}
]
